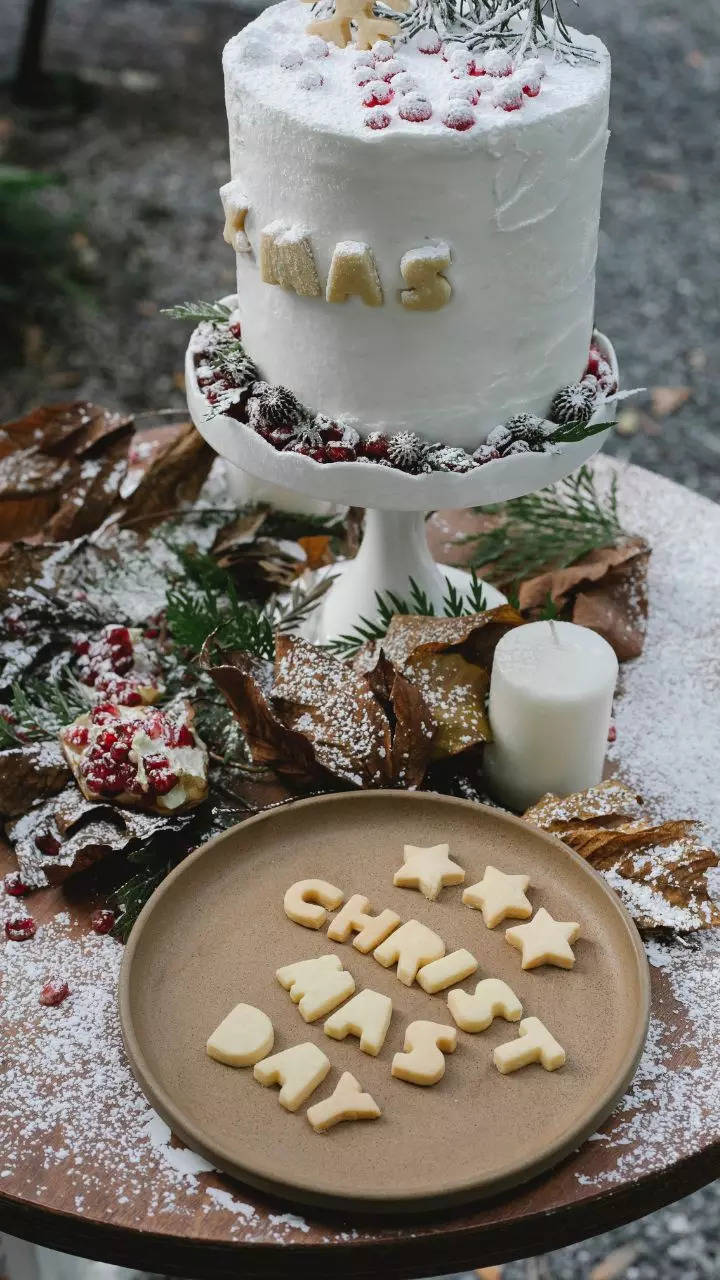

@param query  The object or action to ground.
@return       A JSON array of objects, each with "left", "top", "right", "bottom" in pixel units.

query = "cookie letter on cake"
[
  {"left": 327, "top": 893, "right": 401, "bottom": 953},
  {"left": 206, "top": 1003, "right": 274, "bottom": 1067},
  {"left": 391, "top": 1019, "right": 457, "bottom": 1086},
  {"left": 400, "top": 243, "right": 452, "bottom": 311},
  {"left": 307, "top": 1071, "right": 381, "bottom": 1132},
  {"left": 447, "top": 978, "right": 522, "bottom": 1032},
  {"left": 284, "top": 879, "right": 345, "bottom": 930},
  {"left": 324, "top": 988, "right": 393, "bottom": 1056},
  {"left": 493, "top": 1016, "right": 566, "bottom": 1074},
  {"left": 254, "top": 1042, "right": 330, "bottom": 1110},
  {"left": 373, "top": 919, "right": 445, "bottom": 986},
  {"left": 276, "top": 954, "right": 355, "bottom": 1022},
  {"left": 326, "top": 241, "right": 383, "bottom": 307},
  {"left": 219, "top": 179, "right": 251, "bottom": 253},
  {"left": 260, "top": 220, "right": 321, "bottom": 297}
]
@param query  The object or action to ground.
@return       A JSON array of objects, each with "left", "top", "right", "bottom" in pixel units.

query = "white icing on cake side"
[{"left": 223, "top": 1, "right": 611, "bottom": 448}]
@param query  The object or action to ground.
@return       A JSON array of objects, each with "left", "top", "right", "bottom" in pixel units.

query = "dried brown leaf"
[
  {"left": 518, "top": 538, "right": 648, "bottom": 612},
  {"left": 365, "top": 650, "right": 436, "bottom": 788},
  {"left": 117, "top": 419, "right": 214, "bottom": 527},
  {"left": 381, "top": 605, "right": 524, "bottom": 672},
  {"left": 405, "top": 651, "right": 490, "bottom": 759},
  {"left": 572, "top": 548, "right": 650, "bottom": 661},
  {"left": 0, "top": 744, "right": 72, "bottom": 817},
  {"left": 524, "top": 781, "right": 720, "bottom": 932}
]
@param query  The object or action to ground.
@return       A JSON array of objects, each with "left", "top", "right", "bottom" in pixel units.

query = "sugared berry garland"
[{"left": 190, "top": 316, "right": 618, "bottom": 475}]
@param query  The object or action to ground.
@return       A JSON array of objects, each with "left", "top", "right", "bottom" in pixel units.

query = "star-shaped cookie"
[
  {"left": 393, "top": 843, "right": 465, "bottom": 902},
  {"left": 462, "top": 865, "right": 532, "bottom": 929},
  {"left": 505, "top": 907, "right": 581, "bottom": 970}
]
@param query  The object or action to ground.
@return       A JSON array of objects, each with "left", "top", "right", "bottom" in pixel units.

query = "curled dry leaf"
[
  {"left": 524, "top": 780, "right": 720, "bottom": 932},
  {"left": 204, "top": 634, "right": 436, "bottom": 792},
  {"left": 0, "top": 744, "right": 72, "bottom": 817},
  {"left": 6, "top": 783, "right": 197, "bottom": 889}
]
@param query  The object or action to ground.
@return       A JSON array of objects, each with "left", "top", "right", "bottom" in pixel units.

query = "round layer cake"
[{"left": 222, "top": 2, "right": 610, "bottom": 451}]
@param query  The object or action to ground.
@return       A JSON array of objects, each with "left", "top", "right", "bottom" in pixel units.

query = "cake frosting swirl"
[{"left": 222, "top": 1, "right": 610, "bottom": 450}]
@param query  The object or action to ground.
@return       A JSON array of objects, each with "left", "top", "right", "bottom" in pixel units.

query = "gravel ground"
[{"left": 0, "top": 2, "right": 719, "bottom": 1277}]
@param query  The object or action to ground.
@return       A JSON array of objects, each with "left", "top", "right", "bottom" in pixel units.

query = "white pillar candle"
[{"left": 484, "top": 621, "right": 618, "bottom": 812}]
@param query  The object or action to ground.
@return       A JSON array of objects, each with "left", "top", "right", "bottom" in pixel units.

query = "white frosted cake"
[{"left": 218, "top": 0, "right": 611, "bottom": 454}]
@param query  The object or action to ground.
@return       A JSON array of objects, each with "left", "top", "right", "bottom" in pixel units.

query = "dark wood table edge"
[{"left": 2, "top": 1142, "right": 718, "bottom": 1278}]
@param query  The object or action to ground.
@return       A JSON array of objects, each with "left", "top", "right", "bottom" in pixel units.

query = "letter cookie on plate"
[
  {"left": 391, "top": 1020, "right": 457, "bottom": 1086},
  {"left": 447, "top": 978, "right": 522, "bottom": 1033},
  {"left": 493, "top": 1016, "right": 566, "bottom": 1074},
  {"left": 324, "top": 988, "right": 393, "bottom": 1056},
  {"left": 206, "top": 1003, "right": 274, "bottom": 1067},
  {"left": 284, "top": 879, "right": 345, "bottom": 929},
  {"left": 277, "top": 955, "right": 355, "bottom": 1022},
  {"left": 254, "top": 1042, "right": 331, "bottom": 1110},
  {"left": 417, "top": 948, "right": 478, "bottom": 994},
  {"left": 505, "top": 907, "right": 581, "bottom": 970},
  {"left": 462, "top": 865, "right": 532, "bottom": 928},
  {"left": 374, "top": 919, "right": 445, "bottom": 986},
  {"left": 307, "top": 1071, "right": 381, "bottom": 1133},
  {"left": 327, "top": 893, "right": 400, "bottom": 953},
  {"left": 393, "top": 843, "right": 465, "bottom": 902}
]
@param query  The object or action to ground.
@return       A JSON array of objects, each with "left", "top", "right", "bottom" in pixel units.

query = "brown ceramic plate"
[{"left": 119, "top": 790, "right": 649, "bottom": 1213}]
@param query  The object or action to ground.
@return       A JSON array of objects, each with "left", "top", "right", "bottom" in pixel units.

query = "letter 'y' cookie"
[
  {"left": 391, "top": 1020, "right": 457, "bottom": 1086},
  {"left": 307, "top": 1071, "right": 381, "bottom": 1133}
]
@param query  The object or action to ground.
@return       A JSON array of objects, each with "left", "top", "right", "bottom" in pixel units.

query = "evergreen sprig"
[
  {"left": 161, "top": 300, "right": 233, "bottom": 325},
  {"left": 467, "top": 465, "right": 624, "bottom": 589},
  {"left": 0, "top": 675, "right": 92, "bottom": 747},
  {"left": 400, "top": 0, "right": 595, "bottom": 60},
  {"left": 326, "top": 572, "right": 488, "bottom": 659}
]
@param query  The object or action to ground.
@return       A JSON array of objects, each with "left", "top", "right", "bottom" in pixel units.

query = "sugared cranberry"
[
  {"left": 4, "top": 872, "right": 30, "bottom": 897},
  {"left": 73, "top": 638, "right": 91, "bottom": 656},
  {"left": 378, "top": 59, "right": 403, "bottom": 81},
  {"left": 35, "top": 832, "right": 61, "bottom": 857},
  {"left": 364, "top": 432, "right": 390, "bottom": 460},
  {"left": 40, "top": 979, "right": 70, "bottom": 1007},
  {"left": 494, "top": 81, "right": 523, "bottom": 112},
  {"left": 106, "top": 626, "right": 131, "bottom": 647},
  {"left": 442, "top": 103, "right": 475, "bottom": 131},
  {"left": 355, "top": 66, "right": 375, "bottom": 86},
  {"left": 399, "top": 95, "right": 432, "bottom": 122},
  {"left": 287, "top": 442, "right": 326, "bottom": 462},
  {"left": 90, "top": 908, "right": 115, "bottom": 935},
  {"left": 5, "top": 916, "right": 36, "bottom": 942},
  {"left": 229, "top": 321, "right": 242, "bottom": 339},
  {"left": 325, "top": 445, "right": 357, "bottom": 463},
  {"left": 416, "top": 30, "right": 442, "bottom": 54},
  {"left": 371, "top": 39, "right": 393, "bottom": 61},
  {"left": 362, "top": 80, "right": 393, "bottom": 107},
  {"left": 365, "top": 108, "right": 391, "bottom": 130},
  {"left": 608, "top": 724, "right": 617, "bottom": 743}
]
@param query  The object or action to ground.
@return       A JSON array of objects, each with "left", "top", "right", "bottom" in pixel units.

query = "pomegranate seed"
[
  {"left": 144, "top": 753, "right": 170, "bottom": 774},
  {"left": 442, "top": 103, "right": 475, "bottom": 131},
  {"left": 110, "top": 742, "right": 130, "bottom": 763},
  {"left": 73, "top": 638, "right": 91, "bottom": 656},
  {"left": 364, "top": 107, "right": 391, "bottom": 130},
  {"left": 150, "top": 770, "right": 179, "bottom": 796},
  {"left": 97, "top": 729, "right": 118, "bottom": 751},
  {"left": 64, "top": 725, "right": 89, "bottom": 748},
  {"left": 91, "top": 703, "right": 119, "bottom": 725},
  {"left": 4, "top": 872, "right": 30, "bottom": 897},
  {"left": 5, "top": 916, "right": 36, "bottom": 942},
  {"left": 35, "top": 832, "right": 61, "bottom": 857},
  {"left": 173, "top": 724, "right": 195, "bottom": 748},
  {"left": 40, "top": 979, "right": 70, "bottom": 1007},
  {"left": 362, "top": 80, "right": 393, "bottom": 107},
  {"left": 91, "top": 908, "right": 115, "bottom": 935},
  {"left": 106, "top": 626, "right": 131, "bottom": 646}
]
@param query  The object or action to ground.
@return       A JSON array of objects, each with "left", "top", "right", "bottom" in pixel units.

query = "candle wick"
[{"left": 549, "top": 620, "right": 561, "bottom": 647}]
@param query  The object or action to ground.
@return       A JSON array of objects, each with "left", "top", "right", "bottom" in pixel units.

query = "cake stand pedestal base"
[{"left": 293, "top": 508, "right": 505, "bottom": 644}]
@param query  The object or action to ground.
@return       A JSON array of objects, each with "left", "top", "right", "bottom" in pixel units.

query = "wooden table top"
[{"left": 1, "top": 460, "right": 719, "bottom": 1278}]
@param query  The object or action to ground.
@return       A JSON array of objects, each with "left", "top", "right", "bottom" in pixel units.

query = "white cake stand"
[{"left": 186, "top": 322, "right": 618, "bottom": 643}]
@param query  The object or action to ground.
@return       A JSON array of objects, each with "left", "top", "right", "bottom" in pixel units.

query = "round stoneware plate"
[{"left": 119, "top": 790, "right": 650, "bottom": 1213}]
